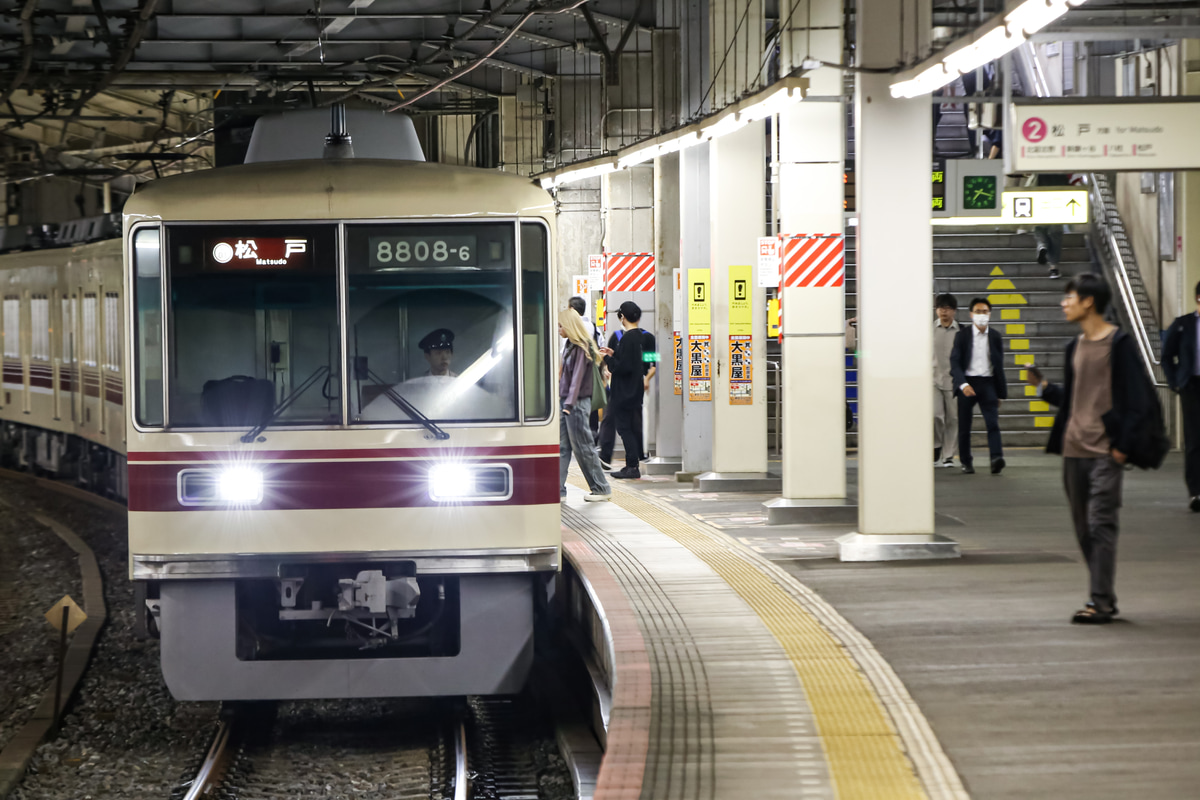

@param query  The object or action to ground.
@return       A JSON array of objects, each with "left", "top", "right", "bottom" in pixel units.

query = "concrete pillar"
[
  {"left": 647, "top": 152, "right": 683, "bottom": 474},
  {"left": 695, "top": 122, "right": 773, "bottom": 491},
  {"left": 764, "top": 58, "right": 853, "bottom": 522},
  {"left": 679, "top": 143, "right": 713, "bottom": 477},
  {"left": 1180, "top": 42, "right": 1200, "bottom": 312},
  {"left": 837, "top": 0, "right": 957, "bottom": 560}
]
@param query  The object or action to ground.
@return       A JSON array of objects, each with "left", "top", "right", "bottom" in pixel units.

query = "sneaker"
[
  {"left": 941, "top": 458, "right": 955, "bottom": 468},
  {"left": 961, "top": 464, "right": 975, "bottom": 474},
  {"left": 584, "top": 492, "right": 611, "bottom": 502},
  {"left": 1048, "top": 267, "right": 1061, "bottom": 279},
  {"left": 1037, "top": 248, "right": 1048, "bottom": 265},
  {"left": 990, "top": 456, "right": 1006, "bottom": 474},
  {"left": 1071, "top": 605, "right": 1114, "bottom": 624},
  {"left": 598, "top": 457, "right": 613, "bottom": 471},
  {"left": 1190, "top": 496, "right": 1200, "bottom": 512},
  {"left": 610, "top": 467, "right": 641, "bottom": 479}
]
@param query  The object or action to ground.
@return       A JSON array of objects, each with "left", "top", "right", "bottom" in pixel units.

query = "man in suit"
[
  {"left": 950, "top": 297, "right": 1008, "bottom": 474},
  {"left": 1162, "top": 280, "right": 1200, "bottom": 510}
]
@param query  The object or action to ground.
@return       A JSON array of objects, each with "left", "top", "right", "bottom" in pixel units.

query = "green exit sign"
[{"left": 962, "top": 175, "right": 998, "bottom": 210}]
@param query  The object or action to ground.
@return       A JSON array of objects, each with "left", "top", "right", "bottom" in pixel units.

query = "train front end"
[{"left": 123, "top": 161, "right": 560, "bottom": 700}]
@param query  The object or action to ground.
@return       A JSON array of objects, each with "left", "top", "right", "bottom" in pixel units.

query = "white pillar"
[
  {"left": 647, "top": 152, "right": 684, "bottom": 474},
  {"left": 680, "top": 143, "right": 714, "bottom": 477},
  {"left": 696, "top": 121, "right": 773, "bottom": 491},
  {"left": 838, "top": 0, "right": 958, "bottom": 560}
]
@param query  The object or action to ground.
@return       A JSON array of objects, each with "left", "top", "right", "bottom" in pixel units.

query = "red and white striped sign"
[
  {"left": 606, "top": 253, "right": 656, "bottom": 293},
  {"left": 780, "top": 234, "right": 845, "bottom": 288}
]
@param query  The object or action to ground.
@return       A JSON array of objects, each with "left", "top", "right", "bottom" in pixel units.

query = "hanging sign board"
[
  {"left": 756, "top": 236, "right": 779, "bottom": 288},
  {"left": 1001, "top": 189, "right": 1089, "bottom": 224},
  {"left": 587, "top": 254, "right": 606, "bottom": 290},
  {"left": 1010, "top": 101, "right": 1200, "bottom": 172},
  {"left": 728, "top": 335, "right": 752, "bottom": 405},
  {"left": 729, "top": 265, "right": 753, "bottom": 335}
]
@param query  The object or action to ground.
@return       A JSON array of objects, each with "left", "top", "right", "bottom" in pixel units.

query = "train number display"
[{"left": 369, "top": 235, "right": 476, "bottom": 268}]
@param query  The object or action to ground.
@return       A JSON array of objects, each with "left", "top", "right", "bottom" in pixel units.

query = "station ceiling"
[{"left": 0, "top": 0, "right": 1186, "bottom": 188}]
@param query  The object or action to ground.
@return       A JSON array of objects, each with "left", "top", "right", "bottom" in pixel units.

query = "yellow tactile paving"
[{"left": 581, "top": 480, "right": 927, "bottom": 800}]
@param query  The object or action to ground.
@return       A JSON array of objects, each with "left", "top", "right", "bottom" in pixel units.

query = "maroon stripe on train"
[
  {"left": 105, "top": 389, "right": 124, "bottom": 405},
  {"left": 127, "top": 456, "right": 561, "bottom": 512},
  {"left": 127, "top": 444, "right": 560, "bottom": 463},
  {"left": 2, "top": 365, "right": 21, "bottom": 383},
  {"left": 30, "top": 374, "right": 52, "bottom": 390}
]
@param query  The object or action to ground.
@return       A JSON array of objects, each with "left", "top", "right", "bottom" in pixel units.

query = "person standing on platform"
[
  {"left": 950, "top": 297, "right": 1008, "bottom": 474},
  {"left": 1027, "top": 274, "right": 1157, "bottom": 624},
  {"left": 557, "top": 309, "right": 611, "bottom": 502},
  {"left": 566, "top": 296, "right": 603, "bottom": 441},
  {"left": 933, "top": 294, "right": 960, "bottom": 468},
  {"left": 1162, "top": 280, "right": 1200, "bottom": 511},
  {"left": 599, "top": 301, "right": 648, "bottom": 480}
]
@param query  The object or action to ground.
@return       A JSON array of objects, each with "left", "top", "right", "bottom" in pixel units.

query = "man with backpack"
[{"left": 1027, "top": 274, "right": 1165, "bottom": 624}]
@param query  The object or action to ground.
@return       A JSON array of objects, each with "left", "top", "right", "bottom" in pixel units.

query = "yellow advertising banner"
[
  {"left": 673, "top": 333, "right": 683, "bottom": 396},
  {"left": 688, "top": 334, "right": 711, "bottom": 401},
  {"left": 687, "top": 269, "right": 711, "bottom": 336},
  {"left": 729, "top": 265, "right": 753, "bottom": 335},
  {"left": 728, "top": 335, "right": 752, "bottom": 405}
]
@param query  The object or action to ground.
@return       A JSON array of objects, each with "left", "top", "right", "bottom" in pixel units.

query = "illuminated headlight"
[
  {"left": 217, "top": 467, "right": 264, "bottom": 504},
  {"left": 428, "top": 463, "right": 513, "bottom": 502}
]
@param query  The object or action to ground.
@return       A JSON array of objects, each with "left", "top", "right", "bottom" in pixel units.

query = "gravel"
[{"left": 2, "top": 478, "right": 220, "bottom": 800}]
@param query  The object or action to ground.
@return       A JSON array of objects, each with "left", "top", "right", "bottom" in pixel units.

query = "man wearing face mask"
[{"left": 949, "top": 297, "right": 1008, "bottom": 474}]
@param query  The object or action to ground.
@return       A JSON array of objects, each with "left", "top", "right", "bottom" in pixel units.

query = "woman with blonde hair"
[{"left": 558, "top": 308, "right": 611, "bottom": 501}]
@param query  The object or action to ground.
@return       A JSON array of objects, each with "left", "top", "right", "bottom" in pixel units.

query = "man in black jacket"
[
  {"left": 1162, "top": 280, "right": 1200, "bottom": 510},
  {"left": 949, "top": 297, "right": 1008, "bottom": 474},
  {"left": 1028, "top": 274, "right": 1157, "bottom": 624},
  {"left": 600, "top": 301, "right": 648, "bottom": 479}
]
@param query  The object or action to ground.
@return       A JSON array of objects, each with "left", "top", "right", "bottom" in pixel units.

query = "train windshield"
[
  {"left": 344, "top": 222, "right": 519, "bottom": 424},
  {"left": 164, "top": 225, "right": 341, "bottom": 429}
]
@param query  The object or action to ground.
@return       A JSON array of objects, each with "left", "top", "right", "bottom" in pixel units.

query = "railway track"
[{"left": 171, "top": 696, "right": 556, "bottom": 800}]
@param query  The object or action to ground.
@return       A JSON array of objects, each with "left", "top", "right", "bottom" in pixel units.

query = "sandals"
[{"left": 1071, "top": 605, "right": 1115, "bottom": 625}]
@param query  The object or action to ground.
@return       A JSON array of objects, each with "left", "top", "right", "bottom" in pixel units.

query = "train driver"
[{"left": 419, "top": 328, "right": 460, "bottom": 378}]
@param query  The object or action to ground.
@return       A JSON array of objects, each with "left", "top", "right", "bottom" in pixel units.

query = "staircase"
[{"left": 844, "top": 226, "right": 1092, "bottom": 448}]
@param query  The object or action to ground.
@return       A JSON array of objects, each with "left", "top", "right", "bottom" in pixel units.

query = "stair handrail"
[{"left": 1085, "top": 175, "right": 1163, "bottom": 382}]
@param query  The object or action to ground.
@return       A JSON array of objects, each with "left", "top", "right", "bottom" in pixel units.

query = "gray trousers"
[
  {"left": 560, "top": 396, "right": 611, "bottom": 497},
  {"left": 933, "top": 387, "right": 958, "bottom": 460},
  {"left": 1063, "top": 456, "right": 1123, "bottom": 611}
]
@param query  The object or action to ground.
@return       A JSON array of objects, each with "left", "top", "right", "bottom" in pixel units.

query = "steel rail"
[
  {"left": 182, "top": 718, "right": 233, "bottom": 800},
  {"left": 453, "top": 718, "right": 469, "bottom": 800}
]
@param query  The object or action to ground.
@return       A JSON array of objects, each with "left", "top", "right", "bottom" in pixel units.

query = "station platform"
[{"left": 562, "top": 450, "right": 1200, "bottom": 799}]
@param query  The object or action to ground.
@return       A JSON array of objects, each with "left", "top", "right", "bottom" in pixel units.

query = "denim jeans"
[{"left": 560, "top": 396, "right": 610, "bottom": 496}]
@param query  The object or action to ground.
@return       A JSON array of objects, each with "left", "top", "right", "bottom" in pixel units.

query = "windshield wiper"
[
  {"left": 365, "top": 368, "right": 450, "bottom": 440},
  {"left": 241, "top": 366, "right": 331, "bottom": 443}
]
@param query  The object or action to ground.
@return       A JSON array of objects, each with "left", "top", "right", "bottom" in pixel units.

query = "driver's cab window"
[
  {"left": 165, "top": 225, "right": 339, "bottom": 428},
  {"left": 345, "top": 223, "right": 517, "bottom": 424}
]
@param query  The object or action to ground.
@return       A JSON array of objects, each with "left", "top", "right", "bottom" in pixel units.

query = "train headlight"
[
  {"left": 217, "top": 467, "right": 264, "bottom": 504},
  {"left": 428, "top": 463, "right": 513, "bottom": 502}
]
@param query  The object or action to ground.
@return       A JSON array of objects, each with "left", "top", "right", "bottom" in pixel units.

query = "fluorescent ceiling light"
[
  {"left": 538, "top": 76, "right": 807, "bottom": 188},
  {"left": 890, "top": 0, "right": 1087, "bottom": 98}
]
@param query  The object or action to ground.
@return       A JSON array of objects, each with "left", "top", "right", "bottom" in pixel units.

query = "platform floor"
[{"left": 599, "top": 450, "right": 1200, "bottom": 799}]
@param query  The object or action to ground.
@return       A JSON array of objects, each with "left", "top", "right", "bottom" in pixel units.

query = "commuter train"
[{"left": 0, "top": 150, "right": 561, "bottom": 700}]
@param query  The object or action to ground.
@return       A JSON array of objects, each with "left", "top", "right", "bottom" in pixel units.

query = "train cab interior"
[{"left": 133, "top": 220, "right": 552, "bottom": 433}]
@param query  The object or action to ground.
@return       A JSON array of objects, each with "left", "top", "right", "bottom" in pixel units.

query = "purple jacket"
[{"left": 559, "top": 342, "right": 594, "bottom": 409}]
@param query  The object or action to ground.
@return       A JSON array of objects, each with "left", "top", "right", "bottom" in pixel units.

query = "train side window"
[
  {"left": 2, "top": 296, "right": 17, "bottom": 359},
  {"left": 132, "top": 228, "right": 163, "bottom": 426},
  {"left": 520, "top": 223, "right": 550, "bottom": 422},
  {"left": 30, "top": 296, "right": 49, "bottom": 361},
  {"left": 82, "top": 294, "right": 97, "bottom": 368}
]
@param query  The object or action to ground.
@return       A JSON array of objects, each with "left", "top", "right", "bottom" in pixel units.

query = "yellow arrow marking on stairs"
[
  {"left": 991, "top": 266, "right": 1005, "bottom": 276},
  {"left": 1006, "top": 323, "right": 1026, "bottom": 335},
  {"left": 1010, "top": 339, "right": 1030, "bottom": 350},
  {"left": 1035, "top": 417, "right": 1055, "bottom": 428},
  {"left": 1001, "top": 309, "right": 1021, "bottom": 320},
  {"left": 1030, "top": 401, "right": 1051, "bottom": 412},
  {"left": 989, "top": 293, "right": 1028, "bottom": 306},
  {"left": 1014, "top": 354, "right": 1035, "bottom": 366},
  {"left": 1025, "top": 385, "right": 1038, "bottom": 396},
  {"left": 987, "top": 279, "right": 1016, "bottom": 291}
]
